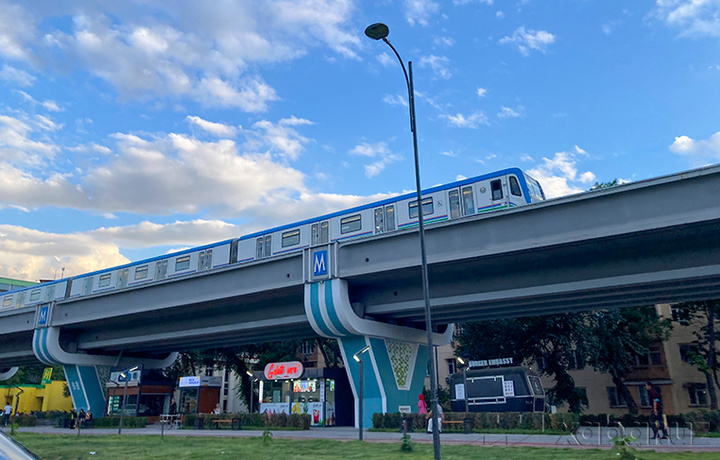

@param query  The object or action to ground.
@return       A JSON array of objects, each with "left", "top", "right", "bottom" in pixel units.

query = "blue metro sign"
[{"left": 313, "top": 250, "right": 328, "bottom": 276}]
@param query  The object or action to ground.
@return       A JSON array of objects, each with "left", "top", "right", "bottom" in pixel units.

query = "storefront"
[
  {"left": 178, "top": 375, "right": 222, "bottom": 414},
  {"left": 254, "top": 363, "right": 353, "bottom": 426},
  {"left": 106, "top": 369, "right": 174, "bottom": 417}
]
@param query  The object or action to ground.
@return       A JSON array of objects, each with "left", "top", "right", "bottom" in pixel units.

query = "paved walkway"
[{"left": 9, "top": 425, "right": 720, "bottom": 453}]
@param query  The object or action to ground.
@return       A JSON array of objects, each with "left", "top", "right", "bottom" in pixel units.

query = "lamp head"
[
  {"left": 457, "top": 357, "right": 465, "bottom": 365},
  {"left": 246, "top": 371, "right": 253, "bottom": 377},
  {"left": 353, "top": 345, "right": 371, "bottom": 362},
  {"left": 365, "top": 23, "right": 389, "bottom": 40}
]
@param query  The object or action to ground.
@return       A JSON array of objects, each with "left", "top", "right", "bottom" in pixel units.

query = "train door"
[
  {"left": 373, "top": 205, "right": 396, "bottom": 234},
  {"left": 198, "top": 249, "right": 213, "bottom": 271},
  {"left": 490, "top": 178, "right": 506, "bottom": 208},
  {"left": 155, "top": 260, "right": 168, "bottom": 280},
  {"left": 448, "top": 187, "right": 476, "bottom": 219},
  {"left": 44, "top": 285, "right": 55, "bottom": 302},
  {"left": 256, "top": 235, "right": 272, "bottom": 259},
  {"left": 311, "top": 221, "right": 329, "bottom": 245},
  {"left": 117, "top": 269, "right": 129, "bottom": 289},
  {"left": 15, "top": 291, "right": 25, "bottom": 308},
  {"left": 83, "top": 277, "right": 93, "bottom": 295}
]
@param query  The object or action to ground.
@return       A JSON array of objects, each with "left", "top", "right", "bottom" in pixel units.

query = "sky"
[{"left": 1, "top": 0, "right": 719, "bottom": 282}]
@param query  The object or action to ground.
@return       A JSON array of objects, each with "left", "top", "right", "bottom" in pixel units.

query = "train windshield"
[{"left": 524, "top": 173, "right": 546, "bottom": 202}]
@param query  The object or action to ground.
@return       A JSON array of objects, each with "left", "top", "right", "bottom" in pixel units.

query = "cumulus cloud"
[
  {"left": 0, "top": 65, "right": 35, "bottom": 87},
  {"left": 499, "top": 26, "right": 556, "bottom": 56},
  {"left": 527, "top": 146, "right": 596, "bottom": 198},
  {"left": 419, "top": 54, "right": 452, "bottom": 79},
  {"left": 653, "top": 0, "right": 720, "bottom": 37},
  {"left": 477, "top": 88, "right": 487, "bottom": 97},
  {"left": 0, "top": 1, "right": 360, "bottom": 111},
  {"left": 349, "top": 141, "right": 404, "bottom": 178},
  {"left": 497, "top": 106, "right": 524, "bottom": 118},
  {"left": 403, "top": 0, "right": 440, "bottom": 26},
  {"left": 441, "top": 111, "right": 489, "bottom": 128},
  {"left": 669, "top": 131, "right": 720, "bottom": 164},
  {"left": 187, "top": 116, "right": 238, "bottom": 137}
]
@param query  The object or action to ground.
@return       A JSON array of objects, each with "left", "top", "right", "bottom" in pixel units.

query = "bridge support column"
[
  {"left": 304, "top": 279, "right": 452, "bottom": 428},
  {"left": 32, "top": 324, "right": 177, "bottom": 416}
]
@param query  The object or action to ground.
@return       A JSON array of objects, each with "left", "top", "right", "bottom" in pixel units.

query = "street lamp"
[
  {"left": 353, "top": 345, "right": 371, "bottom": 441},
  {"left": 365, "top": 22, "right": 441, "bottom": 460},
  {"left": 246, "top": 371, "right": 256, "bottom": 413},
  {"left": 118, "top": 365, "right": 139, "bottom": 435},
  {"left": 456, "top": 357, "right": 469, "bottom": 413}
]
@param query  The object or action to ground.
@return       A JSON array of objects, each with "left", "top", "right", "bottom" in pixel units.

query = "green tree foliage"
[
  {"left": 671, "top": 300, "right": 720, "bottom": 410},
  {"left": 584, "top": 307, "right": 672, "bottom": 414},
  {"left": 456, "top": 314, "right": 590, "bottom": 413}
]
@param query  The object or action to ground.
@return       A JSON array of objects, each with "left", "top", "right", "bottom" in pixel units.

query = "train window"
[
  {"left": 340, "top": 214, "right": 362, "bottom": 234},
  {"left": 29, "top": 289, "right": 41, "bottom": 301},
  {"left": 175, "top": 256, "right": 191, "bottom": 271},
  {"left": 98, "top": 273, "right": 112, "bottom": 288},
  {"left": 282, "top": 229, "right": 301, "bottom": 247},
  {"left": 3, "top": 296, "right": 12, "bottom": 307},
  {"left": 134, "top": 265, "right": 149, "bottom": 280},
  {"left": 409, "top": 197, "right": 434, "bottom": 219},
  {"left": 385, "top": 205, "right": 395, "bottom": 231},
  {"left": 491, "top": 180, "right": 503, "bottom": 200},
  {"left": 509, "top": 176, "right": 522, "bottom": 196},
  {"left": 462, "top": 186, "right": 475, "bottom": 215},
  {"left": 374, "top": 208, "right": 384, "bottom": 233},
  {"left": 448, "top": 190, "right": 461, "bottom": 218}
]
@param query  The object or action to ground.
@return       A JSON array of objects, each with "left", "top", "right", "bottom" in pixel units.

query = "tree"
[
  {"left": 456, "top": 314, "right": 590, "bottom": 413},
  {"left": 584, "top": 306, "right": 672, "bottom": 414},
  {"left": 671, "top": 300, "right": 720, "bottom": 410}
]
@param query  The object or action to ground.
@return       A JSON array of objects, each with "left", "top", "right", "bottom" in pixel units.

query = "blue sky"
[{"left": 1, "top": 0, "right": 719, "bottom": 281}]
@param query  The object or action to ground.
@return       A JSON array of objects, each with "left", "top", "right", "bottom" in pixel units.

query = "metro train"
[{"left": 1, "top": 167, "right": 545, "bottom": 310}]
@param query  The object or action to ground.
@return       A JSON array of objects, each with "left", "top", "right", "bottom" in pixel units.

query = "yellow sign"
[{"left": 42, "top": 368, "right": 53, "bottom": 384}]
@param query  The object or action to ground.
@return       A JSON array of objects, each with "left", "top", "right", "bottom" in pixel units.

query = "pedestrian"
[
  {"left": 426, "top": 401, "right": 444, "bottom": 433},
  {"left": 169, "top": 398, "right": 177, "bottom": 415},
  {"left": 417, "top": 394, "right": 427, "bottom": 415},
  {"left": 77, "top": 408, "right": 86, "bottom": 429},
  {"left": 2, "top": 402, "right": 11, "bottom": 426},
  {"left": 645, "top": 381, "right": 669, "bottom": 439}
]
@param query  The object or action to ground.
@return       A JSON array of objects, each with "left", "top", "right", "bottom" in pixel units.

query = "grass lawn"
[{"left": 12, "top": 433, "right": 720, "bottom": 460}]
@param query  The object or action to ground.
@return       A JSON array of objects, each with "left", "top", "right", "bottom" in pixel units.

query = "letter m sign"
[
  {"left": 37, "top": 305, "right": 49, "bottom": 327},
  {"left": 313, "top": 250, "right": 328, "bottom": 277}
]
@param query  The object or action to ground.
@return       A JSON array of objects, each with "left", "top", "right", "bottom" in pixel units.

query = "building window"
[
  {"left": 688, "top": 384, "right": 708, "bottom": 406},
  {"left": 446, "top": 359, "right": 457, "bottom": 375},
  {"left": 679, "top": 343, "right": 699, "bottom": 364},
  {"left": 634, "top": 347, "right": 662, "bottom": 367},
  {"left": 607, "top": 387, "right": 627, "bottom": 407},
  {"left": 299, "top": 341, "right": 316, "bottom": 356},
  {"left": 568, "top": 350, "right": 585, "bottom": 370},
  {"left": 639, "top": 386, "right": 651, "bottom": 408}
]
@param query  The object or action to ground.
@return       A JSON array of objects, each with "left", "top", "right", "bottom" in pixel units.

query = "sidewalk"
[{"left": 9, "top": 425, "right": 720, "bottom": 453}]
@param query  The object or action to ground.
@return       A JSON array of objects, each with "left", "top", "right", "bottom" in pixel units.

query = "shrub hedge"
[{"left": 182, "top": 412, "right": 311, "bottom": 430}]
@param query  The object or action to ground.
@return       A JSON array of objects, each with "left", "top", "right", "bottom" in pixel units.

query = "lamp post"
[
  {"left": 246, "top": 371, "right": 255, "bottom": 413},
  {"left": 118, "top": 366, "right": 139, "bottom": 435},
  {"left": 457, "top": 357, "right": 469, "bottom": 413},
  {"left": 365, "top": 22, "right": 441, "bottom": 460},
  {"left": 353, "top": 345, "right": 371, "bottom": 441}
]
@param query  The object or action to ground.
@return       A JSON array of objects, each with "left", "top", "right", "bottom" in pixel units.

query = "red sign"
[{"left": 264, "top": 361, "right": 304, "bottom": 380}]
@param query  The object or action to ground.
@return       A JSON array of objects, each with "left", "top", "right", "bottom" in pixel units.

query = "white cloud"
[
  {"left": 477, "top": 88, "right": 487, "bottom": 97},
  {"left": 497, "top": 106, "right": 524, "bottom": 118},
  {"left": 187, "top": 116, "right": 238, "bottom": 137},
  {"left": 246, "top": 116, "right": 314, "bottom": 160},
  {"left": 0, "top": 65, "right": 35, "bottom": 87},
  {"left": 654, "top": 0, "right": 720, "bottom": 37},
  {"left": 499, "top": 26, "right": 556, "bottom": 56},
  {"left": 383, "top": 94, "right": 408, "bottom": 107},
  {"left": 349, "top": 141, "right": 403, "bottom": 178},
  {"left": 527, "top": 146, "right": 595, "bottom": 198},
  {"left": 434, "top": 36, "right": 455, "bottom": 47},
  {"left": 0, "top": 1, "right": 360, "bottom": 111},
  {"left": 0, "top": 114, "right": 59, "bottom": 165},
  {"left": 441, "top": 111, "right": 489, "bottom": 128},
  {"left": 669, "top": 131, "right": 720, "bottom": 164},
  {"left": 419, "top": 55, "right": 452, "bottom": 79},
  {"left": 403, "top": 0, "right": 440, "bottom": 26}
]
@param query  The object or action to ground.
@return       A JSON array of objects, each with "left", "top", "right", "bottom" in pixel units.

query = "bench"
[{"left": 210, "top": 418, "right": 241, "bottom": 430}]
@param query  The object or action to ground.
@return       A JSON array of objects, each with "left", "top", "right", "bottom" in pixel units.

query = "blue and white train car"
[{"left": 0, "top": 167, "right": 544, "bottom": 309}]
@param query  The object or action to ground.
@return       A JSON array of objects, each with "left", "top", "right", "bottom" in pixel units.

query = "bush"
[
  {"left": 8, "top": 414, "right": 36, "bottom": 427},
  {"left": 372, "top": 411, "right": 575, "bottom": 434},
  {"left": 181, "top": 412, "right": 310, "bottom": 430}
]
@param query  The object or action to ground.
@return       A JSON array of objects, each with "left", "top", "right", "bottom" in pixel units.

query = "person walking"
[
  {"left": 2, "top": 402, "right": 11, "bottom": 427},
  {"left": 646, "top": 382, "right": 669, "bottom": 439},
  {"left": 417, "top": 394, "right": 427, "bottom": 415}
]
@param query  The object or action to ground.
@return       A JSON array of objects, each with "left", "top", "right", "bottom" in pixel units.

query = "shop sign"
[
  {"left": 468, "top": 357, "right": 514, "bottom": 368},
  {"left": 179, "top": 376, "right": 201, "bottom": 387},
  {"left": 264, "top": 361, "right": 304, "bottom": 380},
  {"left": 179, "top": 376, "right": 222, "bottom": 387}
]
